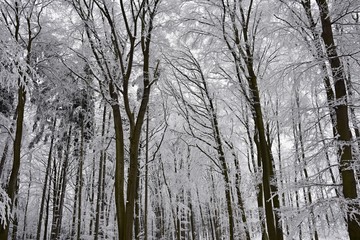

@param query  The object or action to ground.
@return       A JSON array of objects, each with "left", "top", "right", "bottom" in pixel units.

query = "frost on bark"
[{"left": 315, "top": 0, "right": 360, "bottom": 239}]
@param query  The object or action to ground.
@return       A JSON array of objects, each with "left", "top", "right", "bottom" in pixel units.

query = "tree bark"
[
  {"left": 134, "top": 163, "right": 141, "bottom": 240},
  {"left": 0, "top": 84, "right": 26, "bottom": 239},
  {"left": 94, "top": 105, "right": 107, "bottom": 240},
  {"left": 0, "top": 139, "right": 9, "bottom": 180},
  {"left": 221, "top": 1, "right": 283, "bottom": 238},
  {"left": 315, "top": 1, "right": 360, "bottom": 239},
  {"left": 144, "top": 109, "right": 149, "bottom": 240},
  {"left": 36, "top": 119, "right": 56, "bottom": 240},
  {"left": 50, "top": 125, "right": 72, "bottom": 240}
]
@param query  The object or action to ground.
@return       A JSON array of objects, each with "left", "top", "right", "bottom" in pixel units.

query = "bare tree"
[
  {"left": 0, "top": 0, "right": 48, "bottom": 238},
  {"left": 70, "top": 0, "right": 161, "bottom": 239}
]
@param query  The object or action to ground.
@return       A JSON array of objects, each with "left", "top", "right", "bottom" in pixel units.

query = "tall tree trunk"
[
  {"left": 77, "top": 124, "right": 85, "bottom": 239},
  {"left": 134, "top": 163, "right": 141, "bottom": 240},
  {"left": 229, "top": 144, "right": 250, "bottom": 240},
  {"left": 190, "top": 55, "right": 235, "bottom": 240},
  {"left": 36, "top": 119, "right": 56, "bottom": 240},
  {"left": 111, "top": 87, "right": 126, "bottom": 240},
  {"left": 153, "top": 165, "right": 163, "bottom": 239},
  {"left": 50, "top": 125, "right": 72, "bottom": 240},
  {"left": 95, "top": 105, "right": 107, "bottom": 240},
  {"left": 252, "top": 84, "right": 281, "bottom": 240},
  {"left": 222, "top": 2, "right": 283, "bottom": 237},
  {"left": 144, "top": 109, "right": 149, "bottom": 240},
  {"left": 0, "top": 2, "right": 28, "bottom": 237},
  {"left": 315, "top": 1, "right": 360, "bottom": 239},
  {"left": 301, "top": 0, "right": 337, "bottom": 137},
  {"left": 189, "top": 193, "right": 196, "bottom": 240},
  {"left": 294, "top": 90, "right": 319, "bottom": 239},
  {"left": 50, "top": 152, "right": 60, "bottom": 239},
  {"left": 246, "top": 113, "right": 267, "bottom": 240},
  {"left": 254, "top": 137, "right": 268, "bottom": 240},
  {"left": 0, "top": 84, "right": 26, "bottom": 239},
  {"left": 314, "top": 95, "right": 339, "bottom": 197},
  {"left": 0, "top": 138, "right": 9, "bottom": 180},
  {"left": 71, "top": 150, "right": 80, "bottom": 238},
  {"left": 89, "top": 152, "right": 96, "bottom": 236},
  {"left": 215, "top": 131, "right": 235, "bottom": 240},
  {"left": 160, "top": 159, "right": 178, "bottom": 240},
  {"left": 43, "top": 168, "right": 52, "bottom": 240},
  {"left": 196, "top": 187, "right": 206, "bottom": 239},
  {"left": 22, "top": 169, "right": 32, "bottom": 239},
  {"left": 11, "top": 182, "right": 19, "bottom": 240},
  {"left": 345, "top": 69, "right": 360, "bottom": 175}
]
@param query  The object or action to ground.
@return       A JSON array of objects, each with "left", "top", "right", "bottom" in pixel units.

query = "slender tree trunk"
[
  {"left": 222, "top": 2, "right": 282, "bottom": 237},
  {"left": 208, "top": 204, "right": 216, "bottom": 240},
  {"left": 153, "top": 165, "right": 163, "bottom": 239},
  {"left": 71, "top": 155, "right": 80, "bottom": 238},
  {"left": 176, "top": 195, "right": 181, "bottom": 240},
  {"left": 95, "top": 105, "right": 107, "bottom": 240},
  {"left": 254, "top": 137, "right": 268, "bottom": 240},
  {"left": 89, "top": 152, "right": 96, "bottom": 236},
  {"left": 77, "top": 124, "right": 85, "bottom": 239},
  {"left": 0, "top": 138, "right": 9, "bottom": 179},
  {"left": 314, "top": 96, "right": 340, "bottom": 198},
  {"left": 50, "top": 152, "right": 60, "bottom": 239},
  {"left": 36, "top": 119, "right": 56, "bottom": 240},
  {"left": 216, "top": 138, "right": 235, "bottom": 240},
  {"left": 189, "top": 194, "right": 196, "bottom": 240},
  {"left": 246, "top": 114, "right": 267, "bottom": 240},
  {"left": 50, "top": 125, "right": 72, "bottom": 240},
  {"left": 294, "top": 91, "right": 320, "bottom": 239},
  {"left": 196, "top": 63, "right": 235, "bottom": 240},
  {"left": 43, "top": 170, "right": 51, "bottom": 240},
  {"left": 22, "top": 169, "right": 32, "bottom": 239},
  {"left": 180, "top": 190, "right": 187, "bottom": 240},
  {"left": 253, "top": 106, "right": 281, "bottom": 240},
  {"left": 196, "top": 187, "right": 206, "bottom": 239},
  {"left": 230, "top": 144, "right": 250, "bottom": 240},
  {"left": 160, "top": 158, "right": 178, "bottom": 240},
  {"left": 144, "top": 109, "right": 149, "bottom": 240},
  {"left": 134, "top": 163, "right": 141, "bottom": 240}
]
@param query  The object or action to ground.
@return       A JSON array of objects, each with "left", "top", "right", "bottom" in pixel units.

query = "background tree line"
[{"left": 0, "top": 0, "right": 360, "bottom": 239}]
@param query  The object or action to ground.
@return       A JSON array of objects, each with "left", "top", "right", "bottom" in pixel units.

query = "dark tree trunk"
[
  {"left": 76, "top": 124, "right": 85, "bottom": 239},
  {"left": 222, "top": 1, "right": 283, "bottom": 238},
  {"left": 0, "top": 85, "right": 26, "bottom": 239},
  {"left": 144, "top": 110, "right": 149, "bottom": 240},
  {"left": 43, "top": 169, "right": 51, "bottom": 240},
  {"left": 315, "top": 1, "right": 360, "bottom": 239},
  {"left": 11, "top": 183, "right": 19, "bottom": 240},
  {"left": 134, "top": 163, "right": 141, "bottom": 240}
]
